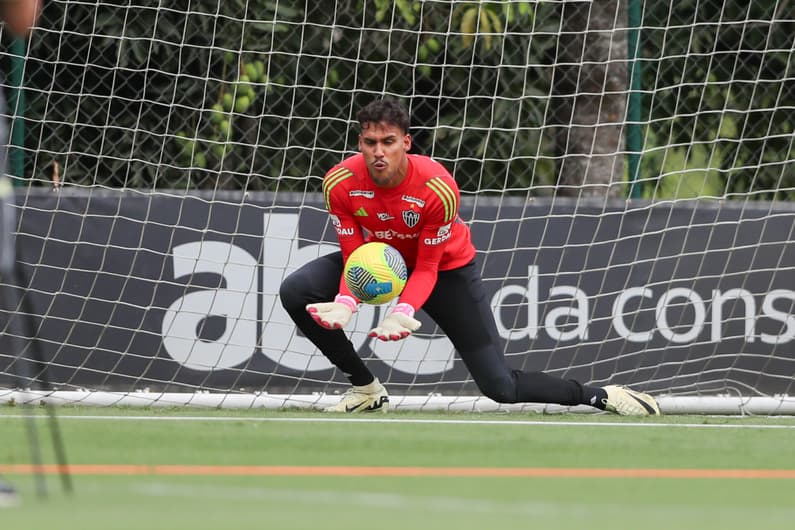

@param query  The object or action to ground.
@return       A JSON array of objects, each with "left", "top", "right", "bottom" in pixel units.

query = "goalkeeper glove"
[
  {"left": 369, "top": 303, "right": 421, "bottom": 341},
  {"left": 306, "top": 295, "right": 357, "bottom": 330}
]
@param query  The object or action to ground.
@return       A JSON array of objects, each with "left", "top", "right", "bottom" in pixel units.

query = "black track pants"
[{"left": 280, "top": 252, "right": 590, "bottom": 405}]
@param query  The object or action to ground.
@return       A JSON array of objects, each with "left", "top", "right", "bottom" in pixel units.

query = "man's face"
[{"left": 358, "top": 121, "right": 411, "bottom": 188}]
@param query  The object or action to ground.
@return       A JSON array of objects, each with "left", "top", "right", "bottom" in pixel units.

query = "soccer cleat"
[
  {"left": 325, "top": 378, "right": 389, "bottom": 413},
  {"left": 602, "top": 385, "right": 660, "bottom": 416},
  {"left": 0, "top": 478, "right": 19, "bottom": 508}
]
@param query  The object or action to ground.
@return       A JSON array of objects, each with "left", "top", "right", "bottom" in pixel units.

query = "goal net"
[{"left": 1, "top": 1, "right": 793, "bottom": 413}]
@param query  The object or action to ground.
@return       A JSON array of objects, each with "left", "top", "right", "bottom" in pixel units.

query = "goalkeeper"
[{"left": 280, "top": 99, "right": 659, "bottom": 416}]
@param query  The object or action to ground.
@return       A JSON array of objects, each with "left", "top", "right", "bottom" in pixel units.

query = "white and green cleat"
[
  {"left": 602, "top": 385, "right": 660, "bottom": 416},
  {"left": 325, "top": 378, "right": 389, "bottom": 413}
]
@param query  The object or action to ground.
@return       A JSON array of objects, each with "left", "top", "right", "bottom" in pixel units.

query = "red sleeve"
[
  {"left": 397, "top": 175, "right": 460, "bottom": 310},
  {"left": 397, "top": 226, "right": 444, "bottom": 309},
  {"left": 324, "top": 168, "right": 366, "bottom": 300}
]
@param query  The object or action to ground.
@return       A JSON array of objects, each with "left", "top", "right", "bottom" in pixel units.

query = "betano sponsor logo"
[{"left": 371, "top": 229, "right": 419, "bottom": 240}]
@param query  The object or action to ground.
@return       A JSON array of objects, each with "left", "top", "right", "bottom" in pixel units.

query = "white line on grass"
[
  {"left": 1, "top": 414, "right": 794, "bottom": 429},
  {"left": 133, "top": 482, "right": 558, "bottom": 515},
  {"left": 130, "top": 482, "right": 795, "bottom": 518}
]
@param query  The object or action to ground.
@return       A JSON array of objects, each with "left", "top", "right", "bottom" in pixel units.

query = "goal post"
[{"left": 1, "top": 1, "right": 793, "bottom": 414}]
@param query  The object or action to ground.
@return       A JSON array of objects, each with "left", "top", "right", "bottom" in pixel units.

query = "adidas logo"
[{"left": 354, "top": 207, "right": 368, "bottom": 217}]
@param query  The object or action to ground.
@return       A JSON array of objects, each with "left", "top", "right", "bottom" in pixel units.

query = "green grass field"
[{"left": 1, "top": 407, "right": 794, "bottom": 529}]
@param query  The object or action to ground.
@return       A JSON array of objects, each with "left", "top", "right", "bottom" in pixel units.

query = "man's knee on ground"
[{"left": 475, "top": 374, "right": 518, "bottom": 403}]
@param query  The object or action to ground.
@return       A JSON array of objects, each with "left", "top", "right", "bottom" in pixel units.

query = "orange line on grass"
[{"left": 1, "top": 464, "right": 794, "bottom": 479}]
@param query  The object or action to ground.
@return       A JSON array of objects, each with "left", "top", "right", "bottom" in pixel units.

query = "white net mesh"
[{"left": 0, "top": 1, "right": 793, "bottom": 412}]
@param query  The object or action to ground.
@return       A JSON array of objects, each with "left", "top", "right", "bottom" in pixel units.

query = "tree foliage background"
[{"left": 11, "top": 0, "right": 795, "bottom": 200}]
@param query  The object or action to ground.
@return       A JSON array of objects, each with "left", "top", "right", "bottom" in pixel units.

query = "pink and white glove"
[
  {"left": 369, "top": 303, "right": 421, "bottom": 341},
  {"left": 306, "top": 295, "right": 357, "bottom": 330}
]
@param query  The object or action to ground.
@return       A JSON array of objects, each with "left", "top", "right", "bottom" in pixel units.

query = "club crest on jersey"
[
  {"left": 401, "top": 195, "right": 426, "bottom": 208},
  {"left": 402, "top": 209, "right": 420, "bottom": 228}
]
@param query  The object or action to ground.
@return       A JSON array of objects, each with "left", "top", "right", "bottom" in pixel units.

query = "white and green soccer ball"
[{"left": 343, "top": 242, "right": 408, "bottom": 305}]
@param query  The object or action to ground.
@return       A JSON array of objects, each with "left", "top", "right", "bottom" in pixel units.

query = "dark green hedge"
[{"left": 16, "top": 0, "right": 793, "bottom": 200}]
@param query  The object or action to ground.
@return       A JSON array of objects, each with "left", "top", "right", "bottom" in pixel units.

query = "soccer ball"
[{"left": 343, "top": 242, "right": 408, "bottom": 305}]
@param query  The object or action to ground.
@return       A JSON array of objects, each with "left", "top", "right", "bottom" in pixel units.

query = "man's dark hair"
[{"left": 357, "top": 99, "right": 411, "bottom": 134}]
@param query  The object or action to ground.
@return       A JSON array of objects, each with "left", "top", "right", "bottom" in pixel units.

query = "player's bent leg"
[
  {"left": 424, "top": 263, "right": 595, "bottom": 407},
  {"left": 279, "top": 252, "right": 343, "bottom": 312},
  {"left": 473, "top": 369, "right": 591, "bottom": 406},
  {"left": 602, "top": 385, "right": 660, "bottom": 416},
  {"left": 325, "top": 378, "right": 389, "bottom": 413},
  {"left": 279, "top": 252, "right": 374, "bottom": 383},
  {"left": 468, "top": 369, "right": 520, "bottom": 403}
]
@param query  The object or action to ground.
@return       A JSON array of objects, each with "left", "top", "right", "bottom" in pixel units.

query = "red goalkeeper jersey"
[{"left": 323, "top": 153, "right": 476, "bottom": 310}]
